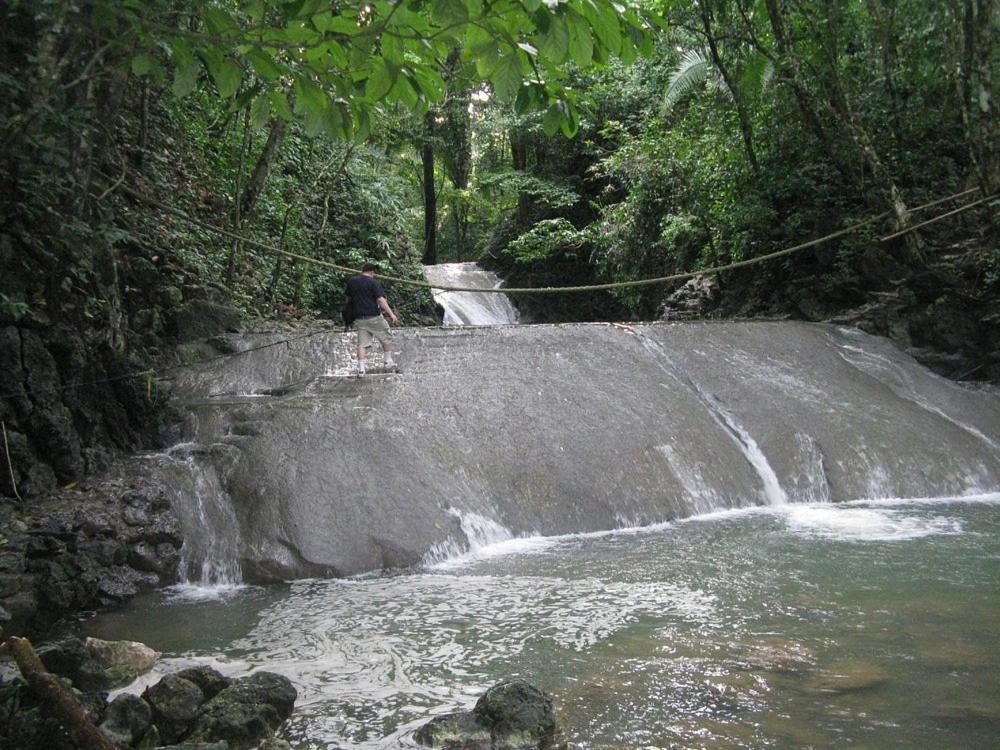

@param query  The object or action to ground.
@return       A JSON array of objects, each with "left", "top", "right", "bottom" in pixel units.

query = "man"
[{"left": 345, "top": 262, "right": 399, "bottom": 375}]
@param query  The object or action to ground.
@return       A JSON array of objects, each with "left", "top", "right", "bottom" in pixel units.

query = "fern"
[{"left": 662, "top": 49, "right": 714, "bottom": 112}]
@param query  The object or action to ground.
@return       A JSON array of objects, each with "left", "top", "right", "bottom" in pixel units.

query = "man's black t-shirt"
[{"left": 345, "top": 274, "right": 385, "bottom": 318}]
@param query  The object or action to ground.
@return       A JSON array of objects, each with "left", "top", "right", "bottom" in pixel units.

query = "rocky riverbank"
[
  {"left": 1, "top": 635, "right": 297, "bottom": 750},
  {"left": 0, "top": 628, "right": 567, "bottom": 750},
  {"left": 0, "top": 474, "right": 183, "bottom": 639}
]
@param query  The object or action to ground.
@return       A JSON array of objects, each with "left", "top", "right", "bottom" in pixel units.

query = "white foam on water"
[
  {"left": 424, "top": 510, "right": 541, "bottom": 568},
  {"left": 425, "top": 509, "right": 683, "bottom": 570},
  {"left": 655, "top": 492, "right": 999, "bottom": 542},
  {"left": 162, "top": 581, "right": 255, "bottom": 603},
  {"left": 783, "top": 505, "right": 963, "bottom": 541},
  {"left": 846, "top": 491, "right": 1000, "bottom": 508},
  {"left": 425, "top": 490, "right": 998, "bottom": 570}
]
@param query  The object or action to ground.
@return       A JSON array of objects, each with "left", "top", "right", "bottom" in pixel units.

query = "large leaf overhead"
[{"left": 111, "top": 0, "right": 659, "bottom": 141}]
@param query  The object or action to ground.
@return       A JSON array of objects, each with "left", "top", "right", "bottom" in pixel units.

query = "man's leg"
[
  {"left": 374, "top": 317, "right": 395, "bottom": 369},
  {"left": 355, "top": 325, "right": 373, "bottom": 374}
]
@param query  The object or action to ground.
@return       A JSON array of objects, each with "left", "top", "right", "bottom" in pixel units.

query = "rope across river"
[
  {"left": 110, "top": 178, "right": 993, "bottom": 295},
  {"left": 0, "top": 183, "right": 993, "bottom": 404}
]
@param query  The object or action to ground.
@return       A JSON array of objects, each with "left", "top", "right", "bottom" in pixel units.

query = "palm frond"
[
  {"left": 662, "top": 49, "right": 714, "bottom": 113},
  {"left": 739, "top": 53, "right": 776, "bottom": 98}
]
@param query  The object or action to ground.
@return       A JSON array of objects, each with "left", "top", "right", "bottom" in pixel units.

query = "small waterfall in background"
[
  {"left": 423, "top": 262, "right": 520, "bottom": 326},
  {"left": 423, "top": 508, "right": 518, "bottom": 565}
]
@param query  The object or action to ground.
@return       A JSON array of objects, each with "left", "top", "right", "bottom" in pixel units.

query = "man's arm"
[{"left": 377, "top": 296, "right": 399, "bottom": 324}]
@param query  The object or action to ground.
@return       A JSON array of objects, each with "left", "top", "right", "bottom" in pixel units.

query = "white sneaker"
[
  {"left": 355, "top": 363, "right": 366, "bottom": 376},
  {"left": 384, "top": 357, "right": 396, "bottom": 369}
]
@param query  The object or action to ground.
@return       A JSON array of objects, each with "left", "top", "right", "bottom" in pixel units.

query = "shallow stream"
[{"left": 82, "top": 495, "right": 1000, "bottom": 749}]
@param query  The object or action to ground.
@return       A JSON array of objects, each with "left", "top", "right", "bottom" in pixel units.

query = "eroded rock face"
[
  {"left": 658, "top": 275, "right": 719, "bottom": 321},
  {"left": 414, "top": 680, "right": 561, "bottom": 750}
]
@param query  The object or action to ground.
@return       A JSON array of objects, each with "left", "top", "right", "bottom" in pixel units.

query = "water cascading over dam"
[
  {"left": 424, "top": 262, "right": 520, "bottom": 326},
  {"left": 147, "top": 282, "right": 1000, "bottom": 584}
]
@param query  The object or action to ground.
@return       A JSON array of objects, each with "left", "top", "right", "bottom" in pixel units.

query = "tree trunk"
[
  {"left": 865, "top": 0, "right": 904, "bottom": 147},
  {"left": 972, "top": 0, "right": 997, "bottom": 194},
  {"left": 136, "top": 78, "right": 150, "bottom": 172},
  {"left": 955, "top": 0, "right": 998, "bottom": 194},
  {"left": 241, "top": 118, "right": 287, "bottom": 217},
  {"left": 762, "top": 0, "right": 923, "bottom": 265},
  {"left": 266, "top": 208, "right": 293, "bottom": 305},
  {"left": 421, "top": 111, "right": 437, "bottom": 265},
  {"left": 225, "top": 106, "right": 252, "bottom": 284},
  {"left": 699, "top": 1, "right": 759, "bottom": 174},
  {"left": 441, "top": 52, "right": 472, "bottom": 259},
  {"left": 511, "top": 129, "right": 531, "bottom": 225},
  {"left": 4, "top": 637, "right": 117, "bottom": 750},
  {"left": 759, "top": 0, "right": 851, "bottom": 181}
]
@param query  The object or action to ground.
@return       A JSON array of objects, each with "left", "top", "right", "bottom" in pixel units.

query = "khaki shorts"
[{"left": 355, "top": 315, "right": 391, "bottom": 348}]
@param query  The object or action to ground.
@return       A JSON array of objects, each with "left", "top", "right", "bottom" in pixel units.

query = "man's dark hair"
[{"left": 362, "top": 262, "right": 379, "bottom": 273}]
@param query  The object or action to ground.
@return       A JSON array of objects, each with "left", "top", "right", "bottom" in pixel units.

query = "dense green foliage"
[
  {"left": 471, "top": 1, "right": 997, "bottom": 322},
  {"left": 1, "top": 0, "right": 998, "bottom": 344}
]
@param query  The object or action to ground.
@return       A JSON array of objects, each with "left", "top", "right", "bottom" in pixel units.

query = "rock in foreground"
[
  {"left": 414, "top": 680, "right": 563, "bottom": 749},
  {"left": 0, "top": 659, "right": 295, "bottom": 750}
]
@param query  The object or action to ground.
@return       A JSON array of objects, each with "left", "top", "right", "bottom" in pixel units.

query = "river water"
[{"left": 82, "top": 494, "right": 1000, "bottom": 749}]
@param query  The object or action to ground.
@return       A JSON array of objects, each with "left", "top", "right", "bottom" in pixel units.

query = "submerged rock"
[
  {"left": 415, "top": 711, "right": 492, "bottom": 748},
  {"left": 806, "top": 661, "right": 890, "bottom": 694},
  {"left": 414, "top": 679, "right": 560, "bottom": 749},
  {"left": 733, "top": 638, "right": 816, "bottom": 673},
  {"left": 930, "top": 702, "right": 1000, "bottom": 727}
]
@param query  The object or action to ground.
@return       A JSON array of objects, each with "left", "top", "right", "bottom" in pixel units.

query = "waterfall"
[
  {"left": 156, "top": 320, "right": 1000, "bottom": 581},
  {"left": 424, "top": 262, "right": 519, "bottom": 326},
  {"left": 636, "top": 330, "right": 789, "bottom": 506},
  {"left": 138, "top": 444, "right": 244, "bottom": 588}
]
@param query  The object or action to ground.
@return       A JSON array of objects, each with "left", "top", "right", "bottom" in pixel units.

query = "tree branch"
[{"left": 3, "top": 637, "right": 117, "bottom": 750}]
